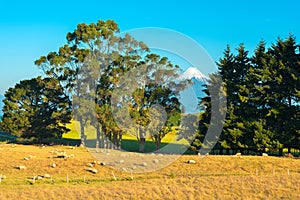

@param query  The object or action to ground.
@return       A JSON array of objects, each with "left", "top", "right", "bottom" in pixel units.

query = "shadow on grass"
[
  {"left": 121, "top": 139, "right": 194, "bottom": 154},
  {"left": 84, "top": 138, "right": 194, "bottom": 154}
]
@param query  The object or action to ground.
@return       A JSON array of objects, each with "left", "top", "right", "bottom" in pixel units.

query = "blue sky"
[{"left": 0, "top": 0, "right": 299, "bottom": 94}]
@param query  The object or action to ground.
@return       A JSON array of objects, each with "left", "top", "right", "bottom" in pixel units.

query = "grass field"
[
  {"left": 62, "top": 121, "right": 191, "bottom": 153},
  {"left": 0, "top": 144, "right": 299, "bottom": 199}
]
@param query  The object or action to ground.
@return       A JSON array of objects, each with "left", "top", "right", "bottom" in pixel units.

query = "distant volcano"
[
  {"left": 177, "top": 67, "right": 208, "bottom": 82},
  {"left": 177, "top": 67, "right": 208, "bottom": 114}
]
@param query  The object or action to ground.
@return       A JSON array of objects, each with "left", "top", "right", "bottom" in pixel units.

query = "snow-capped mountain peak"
[{"left": 178, "top": 67, "right": 208, "bottom": 82}]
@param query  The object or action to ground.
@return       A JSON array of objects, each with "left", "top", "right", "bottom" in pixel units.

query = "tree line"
[
  {"left": 0, "top": 20, "right": 184, "bottom": 152},
  {"left": 0, "top": 20, "right": 299, "bottom": 155},
  {"left": 191, "top": 35, "right": 299, "bottom": 155}
]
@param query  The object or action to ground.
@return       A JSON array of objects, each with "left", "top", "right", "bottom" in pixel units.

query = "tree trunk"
[
  {"left": 96, "top": 123, "right": 100, "bottom": 149},
  {"left": 79, "top": 118, "right": 85, "bottom": 147},
  {"left": 155, "top": 139, "right": 160, "bottom": 151},
  {"left": 226, "top": 149, "right": 230, "bottom": 155},
  {"left": 139, "top": 138, "right": 145, "bottom": 153},
  {"left": 138, "top": 127, "right": 146, "bottom": 153},
  {"left": 118, "top": 131, "right": 122, "bottom": 149},
  {"left": 100, "top": 130, "right": 104, "bottom": 148},
  {"left": 113, "top": 132, "right": 117, "bottom": 149},
  {"left": 279, "top": 148, "right": 283, "bottom": 156},
  {"left": 38, "top": 135, "right": 42, "bottom": 146}
]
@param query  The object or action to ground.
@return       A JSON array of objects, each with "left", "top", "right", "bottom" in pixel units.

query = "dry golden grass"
[{"left": 0, "top": 144, "right": 299, "bottom": 199}]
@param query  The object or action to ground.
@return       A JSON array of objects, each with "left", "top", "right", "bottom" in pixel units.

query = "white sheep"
[
  {"left": 187, "top": 160, "right": 196, "bottom": 164},
  {"left": 44, "top": 174, "right": 51, "bottom": 178},
  {"left": 18, "top": 165, "right": 26, "bottom": 170},
  {"left": 262, "top": 153, "right": 268, "bottom": 157},
  {"left": 86, "top": 167, "right": 98, "bottom": 174}
]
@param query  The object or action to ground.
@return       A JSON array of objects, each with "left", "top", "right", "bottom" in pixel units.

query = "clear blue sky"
[{"left": 0, "top": 0, "right": 299, "bottom": 94}]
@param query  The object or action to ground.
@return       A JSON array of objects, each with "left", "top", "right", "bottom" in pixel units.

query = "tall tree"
[
  {"left": 0, "top": 77, "right": 71, "bottom": 144},
  {"left": 35, "top": 20, "right": 148, "bottom": 147}
]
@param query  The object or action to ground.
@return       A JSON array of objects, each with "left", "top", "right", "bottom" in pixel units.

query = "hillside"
[{"left": 0, "top": 145, "right": 299, "bottom": 199}]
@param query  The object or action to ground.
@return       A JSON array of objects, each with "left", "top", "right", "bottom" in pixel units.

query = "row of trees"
[
  {"left": 191, "top": 35, "right": 299, "bottom": 155},
  {"left": 0, "top": 19, "right": 298, "bottom": 154},
  {"left": 0, "top": 20, "right": 184, "bottom": 151}
]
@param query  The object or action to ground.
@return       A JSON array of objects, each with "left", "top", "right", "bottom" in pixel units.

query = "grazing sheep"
[
  {"left": 17, "top": 165, "right": 26, "bottom": 170},
  {"left": 0, "top": 174, "right": 6, "bottom": 180},
  {"left": 36, "top": 176, "right": 43, "bottom": 180},
  {"left": 86, "top": 167, "right": 98, "bottom": 174},
  {"left": 153, "top": 159, "right": 159, "bottom": 164},
  {"left": 284, "top": 153, "right": 294, "bottom": 158},
  {"left": 187, "top": 160, "right": 196, "bottom": 164},
  {"left": 236, "top": 153, "right": 242, "bottom": 156},
  {"left": 28, "top": 155, "right": 36, "bottom": 159},
  {"left": 44, "top": 174, "right": 51, "bottom": 178},
  {"left": 24, "top": 157, "right": 30, "bottom": 161},
  {"left": 262, "top": 153, "right": 268, "bottom": 157},
  {"left": 51, "top": 163, "right": 56, "bottom": 168},
  {"left": 87, "top": 163, "right": 93, "bottom": 167}
]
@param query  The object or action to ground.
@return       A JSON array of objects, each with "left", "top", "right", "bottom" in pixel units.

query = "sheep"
[
  {"left": 262, "top": 153, "right": 268, "bottom": 157},
  {"left": 187, "top": 160, "right": 196, "bottom": 164},
  {"left": 28, "top": 155, "right": 36, "bottom": 159},
  {"left": 86, "top": 167, "right": 98, "bottom": 174},
  {"left": 87, "top": 163, "right": 93, "bottom": 167},
  {"left": 236, "top": 153, "right": 242, "bottom": 156},
  {"left": 284, "top": 153, "right": 294, "bottom": 158},
  {"left": 0, "top": 174, "right": 6, "bottom": 183},
  {"left": 17, "top": 165, "right": 26, "bottom": 170},
  {"left": 43, "top": 174, "right": 51, "bottom": 178},
  {"left": 51, "top": 163, "right": 56, "bottom": 168}
]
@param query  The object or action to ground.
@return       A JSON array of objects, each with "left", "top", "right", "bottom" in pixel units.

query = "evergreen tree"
[{"left": 0, "top": 77, "right": 71, "bottom": 144}]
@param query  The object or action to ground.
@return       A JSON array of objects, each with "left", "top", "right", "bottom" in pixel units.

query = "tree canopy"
[
  {"left": 0, "top": 77, "right": 71, "bottom": 144},
  {"left": 191, "top": 35, "right": 300, "bottom": 155}
]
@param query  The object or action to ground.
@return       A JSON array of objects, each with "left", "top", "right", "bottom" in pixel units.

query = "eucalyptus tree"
[{"left": 35, "top": 20, "right": 148, "bottom": 147}]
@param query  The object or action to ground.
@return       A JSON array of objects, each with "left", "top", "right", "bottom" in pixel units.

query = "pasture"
[{"left": 0, "top": 144, "right": 299, "bottom": 199}]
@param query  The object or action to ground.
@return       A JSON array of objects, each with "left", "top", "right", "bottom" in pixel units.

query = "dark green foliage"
[
  {"left": 0, "top": 77, "right": 71, "bottom": 144},
  {"left": 191, "top": 35, "right": 300, "bottom": 155}
]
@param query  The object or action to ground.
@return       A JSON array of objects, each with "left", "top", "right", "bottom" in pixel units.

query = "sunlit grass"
[
  {"left": 0, "top": 145, "right": 299, "bottom": 199},
  {"left": 63, "top": 121, "right": 188, "bottom": 145}
]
